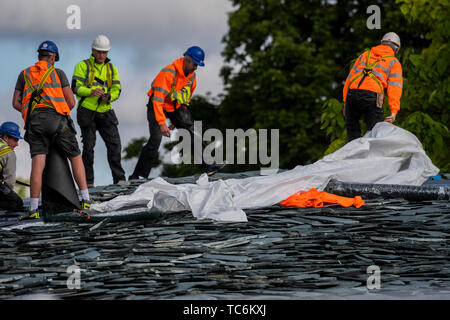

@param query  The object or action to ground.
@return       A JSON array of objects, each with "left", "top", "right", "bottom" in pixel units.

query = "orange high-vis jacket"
[
  {"left": 147, "top": 57, "right": 197, "bottom": 125},
  {"left": 343, "top": 44, "right": 403, "bottom": 114},
  {"left": 280, "top": 188, "right": 365, "bottom": 208},
  {"left": 21, "top": 60, "right": 70, "bottom": 122}
]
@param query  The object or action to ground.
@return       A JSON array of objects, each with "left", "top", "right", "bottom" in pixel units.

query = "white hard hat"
[
  {"left": 92, "top": 34, "right": 111, "bottom": 51},
  {"left": 381, "top": 32, "right": 401, "bottom": 50}
]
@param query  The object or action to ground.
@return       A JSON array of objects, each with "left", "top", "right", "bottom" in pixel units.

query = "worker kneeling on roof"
[
  {"left": 0, "top": 122, "right": 24, "bottom": 212},
  {"left": 343, "top": 32, "right": 403, "bottom": 142}
]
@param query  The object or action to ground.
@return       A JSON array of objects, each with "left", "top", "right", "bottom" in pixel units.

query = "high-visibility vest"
[
  {"left": 147, "top": 57, "right": 196, "bottom": 125},
  {"left": 21, "top": 60, "right": 70, "bottom": 122},
  {"left": 0, "top": 140, "right": 12, "bottom": 175},
  {"left": 72, "top": 55, "right": 121, "bottom": 113}
]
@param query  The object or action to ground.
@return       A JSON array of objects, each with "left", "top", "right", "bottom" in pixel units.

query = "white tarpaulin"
[{"left": 91, "top": 123, "right": 439, "bottom": 222}]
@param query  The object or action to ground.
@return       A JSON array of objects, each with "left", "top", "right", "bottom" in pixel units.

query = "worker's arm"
[
  {"left": 151, "top": 69, "right": 174, "bottom": 126},
  {"left": 12, "top": 72, "right": 24, "bottom": 113},
  {"left": 71, "top": 61, "right": 93, "bottom": 97},
  {"left": 109, "top": 64, "right": 121, "bottom": 103},
  {"left": 385, "top": 59, "right": 403, "bottom": 123},
  {"left": 12, "top": 90, "right": 22, "bottom": 113},
  {"left": 342, "top": 53, "right": 365, "bottom": 104},
  {"left": 62, "top": 86, "right": 76, "bottom": 110},
  {"left": 1, "top": 152, "right": 16, "bottom": 190},
  {"left": 57, "top": 69, "right": 76, "bottom": 109}
]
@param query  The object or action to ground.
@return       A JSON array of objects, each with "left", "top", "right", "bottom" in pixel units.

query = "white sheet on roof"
[{"left": 91, "top": 122, "right": 439, "bottom": 222}]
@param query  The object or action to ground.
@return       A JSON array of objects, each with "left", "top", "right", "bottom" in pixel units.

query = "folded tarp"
[{"left": 91, "top": 122, "right": 439, "bottom": 222}]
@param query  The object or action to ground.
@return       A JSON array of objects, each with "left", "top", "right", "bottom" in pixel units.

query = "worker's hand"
[
  {"left": 160, "top": 124, "right": 170, "bottom": 137},
  {"left": 91, "top": 88, "right": 105, "bottom": 97},
  {"left": 168, "top": 124, "right": 175, "bottom": 130},
  {"left": 342, "top": 105, "right": 346, "bottom": 117},
  {"left": 101, "top": 93, "right": 110, "bottom": 102},
  {"left": 384, "top": 113, "right": 397, "bottom": 123}
]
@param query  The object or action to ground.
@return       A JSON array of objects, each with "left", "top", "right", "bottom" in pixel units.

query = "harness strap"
[
  {"left": 85, "top": 59, "right": 112, "bottom": 89},
  {"left": 23, "top": 66, "right": 56, "bottom": 116},
  {"left": 348, "top": 49, "right": 396, "bottom": 92}
]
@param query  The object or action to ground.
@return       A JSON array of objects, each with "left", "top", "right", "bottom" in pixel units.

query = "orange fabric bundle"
[{"left": 280, "top": 188, "right": 365, "bottom": 208}]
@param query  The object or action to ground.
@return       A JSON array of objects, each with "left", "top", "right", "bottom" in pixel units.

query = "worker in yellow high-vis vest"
[{"left": 72, "top": 35, "right": 126, "bottom": 186}]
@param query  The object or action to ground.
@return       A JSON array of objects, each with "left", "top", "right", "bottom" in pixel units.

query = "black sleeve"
[
  {"left": 56, "top": 69, "right": 70, "bottom": 88},
  {"left": 15, "top": 72, "right": 25, "bottom": 92}
]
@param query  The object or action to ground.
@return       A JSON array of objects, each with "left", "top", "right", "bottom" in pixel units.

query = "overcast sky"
[{"left": 0, "top": 0, "right": 234, "bottom": 191}]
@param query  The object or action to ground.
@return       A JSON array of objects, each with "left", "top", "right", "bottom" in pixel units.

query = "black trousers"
[
  {"left": 345, "top": 89, "right": 384, "bottom": 142},
  {"left": 131, "top": 104, "right": 208, "bottom": 179},
  {"left": 77, "top": 107, "right": 125, "bottom": 185},
  {"left": 0, "top": 182, "right": 24, "bottom": 211}
]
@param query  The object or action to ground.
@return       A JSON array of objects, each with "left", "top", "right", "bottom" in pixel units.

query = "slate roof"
[{"left": 0, "top": 172, "right": 449, "bottom": 299}]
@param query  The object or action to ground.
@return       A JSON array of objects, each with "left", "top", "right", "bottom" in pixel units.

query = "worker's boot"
[{"left": 18, "top": 209, "right": 40, "bottom": 221}]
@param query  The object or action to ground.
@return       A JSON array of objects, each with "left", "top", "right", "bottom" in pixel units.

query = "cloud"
[{"left": 0, "top": 0, "right": 233, "bottom": 49}]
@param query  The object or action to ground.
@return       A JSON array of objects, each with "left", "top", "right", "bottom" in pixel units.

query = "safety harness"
[
  {"left": 168, "top": 64, "right": 195, "bottom": 107},
  {"left": 23, "top": 66, "right": 56, "bottom": 116},
  {"left": 348, "top": 49, "right": 395, "bottom": 92},
  {"left": 150, "top": 64, "right": 195, "bottom": 107},
  {"left": 77, "top": 59, "right": 113, "bottom": 109},
  {"left": 84, "top": 59, "right": 112, "bottom": 89}
]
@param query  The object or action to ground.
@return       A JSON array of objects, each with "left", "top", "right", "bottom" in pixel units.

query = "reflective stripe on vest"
[
  {"left": 0, "top": 141, "right": 12, "bottom": 157},
  {"left": 0, "top": 141, "right": 12, "bottom": 175},
  {"left": 0, "top": 140, "right": 12, "bottom": 176}
]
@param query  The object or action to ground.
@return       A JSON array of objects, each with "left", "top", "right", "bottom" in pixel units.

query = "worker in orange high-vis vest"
[
  {"left": 129, "top": 46, "right": 226, "bottom": 180},
  {"left": 343, "top": 32, "right": 403, "bottom": 142},
  {"left": 12, "top": 41, "right": 93, "bottom": 220}
]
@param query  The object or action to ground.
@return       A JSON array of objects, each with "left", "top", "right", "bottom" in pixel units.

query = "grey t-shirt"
[{"left": 15, "top": 68, "right": 70, "bottom": 93}]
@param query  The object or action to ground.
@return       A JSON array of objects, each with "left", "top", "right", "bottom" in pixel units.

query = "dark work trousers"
[
  {"left": 0, "top": 182, "right": 24, "bottom": 211},
  {"left": 131, "top": 104, "right": 208, "bottom": 179},
  {"left": 77, "top": 107, "right": 126, "bottom": 185},
  {"left": 345, "top": 89, "right": 384, "bottom": 142}
]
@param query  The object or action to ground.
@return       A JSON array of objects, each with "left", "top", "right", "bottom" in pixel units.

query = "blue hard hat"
[
  {"left": 184, "top": 46, "right": 205, "bottom": 67},
  {"left": 0, "top": 122, "right": 23, "bottom": 139},
  {"left": 37, "top": 40, "right": 59, "bottom": 61}
]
